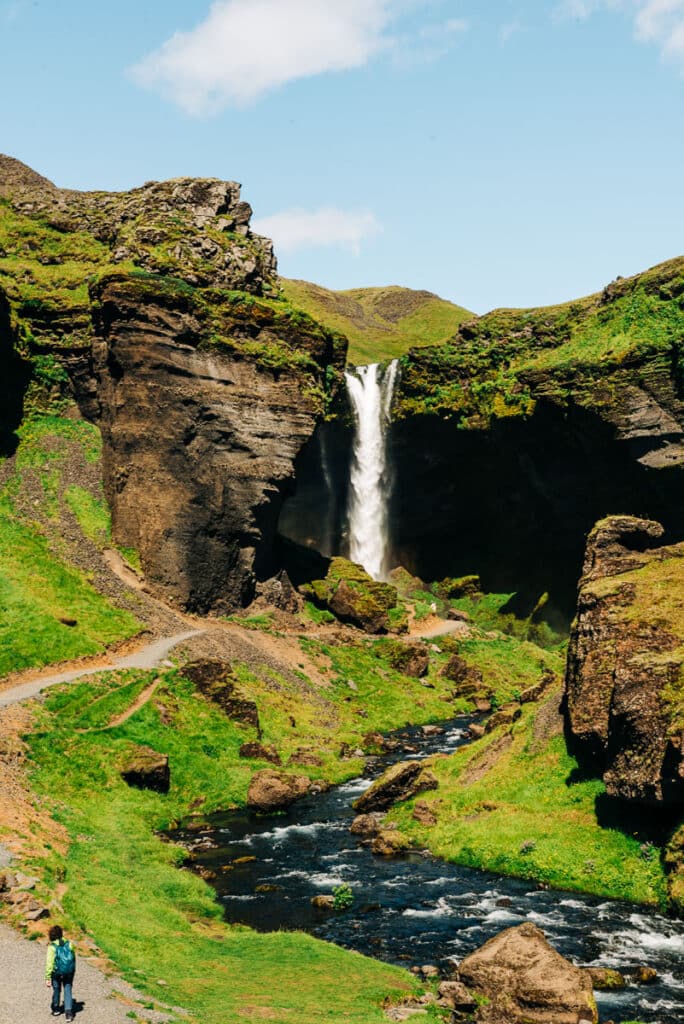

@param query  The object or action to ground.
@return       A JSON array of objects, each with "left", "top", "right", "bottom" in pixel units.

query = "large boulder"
[
  {"left": 385, "top": 640, "right": 430, "bottom": 678},
  {"left": 302, "top": 558, "right": 399, "bottom": 634},
  {"left": 353, "top": 761, "right": 438, "bottom": 813},
  {"left": 565, "top": 517, "right": 684, "bottom": 808},
  {"left": 456, "top": 922, "right": 597, "bottom": 1024},
  {"left": 247, "top": 769, "right": 311, "bottom": 812},
  {"left": 440, "top": 654, "right": 485, "bottom": 696},
  {"left": 120, "top": 745, "right": 170, "bottom": 793}
]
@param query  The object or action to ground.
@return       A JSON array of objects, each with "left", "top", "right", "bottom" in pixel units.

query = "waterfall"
[{"left": 345, "top": 360, "right": 399, "bottom": 580}]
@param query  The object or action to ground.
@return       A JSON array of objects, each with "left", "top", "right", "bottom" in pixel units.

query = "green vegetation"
[
  {"left": 332, "top": 884, "right": 354, "bottom": 911},
  {"left": 388, "top": 696, "right": 668, "bottom": 907},
  {"left": 281, "top": 278, "right": 473, "bottom": 365},
  {"left": 397, "top": 256, "right": 684, "bottom": 424},
  {"left": 0, "top": 414, "right": 141, "bottom": 678},
  {"left": 22, "top": 652, "right": 467, "bottom": 1023}
]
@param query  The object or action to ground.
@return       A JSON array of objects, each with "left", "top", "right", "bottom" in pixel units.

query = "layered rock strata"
[{"left": 565, "top": 515, "right": 684, "bottom": 808}]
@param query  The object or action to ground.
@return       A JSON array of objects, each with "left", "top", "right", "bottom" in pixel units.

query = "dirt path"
[
  {"left": 0, "top": 923, "right": 177, "bottom": 1024},
  {"left": 0, "top": 631, "right": 203, "bottom": 710}
]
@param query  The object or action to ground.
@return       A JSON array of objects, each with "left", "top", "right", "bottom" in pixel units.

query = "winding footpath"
[
  {"left": 0, "top": 630, "right": 203, "bottom": 710},
  {"left": 0, "top": 629, "right": 204, "bottom": 1024}
]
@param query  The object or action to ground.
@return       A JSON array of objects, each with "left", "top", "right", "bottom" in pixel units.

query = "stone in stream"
[
  {"left": 633, "top": 965, "right": 658, "bottom": 984},
  {"left": 585, "top": 967, "right": 626, "bottom": 990},
  {"left": 371, "top": 830, "right": 410, "bottom": 856},
  {"left": 246, "top": 769, "right": 311, "bottom": 812},
  {"left": 350, "top": 813, "right": 385, "bottom": 838},
  {"left": 455, "top": 922, "right": 598, "bottom": 1023},
  {"left": 352, "top": 760, "right": 438, "bottom": 813}
]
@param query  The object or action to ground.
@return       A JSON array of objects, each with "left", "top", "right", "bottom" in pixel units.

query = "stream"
[{"left": 171, "top": 719, "right": 684, "bottom": 1024}]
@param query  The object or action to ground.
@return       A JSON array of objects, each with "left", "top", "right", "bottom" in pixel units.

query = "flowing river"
[{"left": 172, "top": 720, "right": 684, "bottom": 1024}]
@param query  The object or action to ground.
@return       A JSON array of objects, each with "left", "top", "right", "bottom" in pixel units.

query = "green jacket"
[{"left": 45, "top": 940, "right": 75, "bottom": 980}]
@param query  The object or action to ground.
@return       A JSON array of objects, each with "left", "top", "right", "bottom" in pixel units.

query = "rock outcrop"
[
  {"left": 119, "top": 745, "right": 170, "bottom": 793},
  {"left": 455, "top": 922, "right": 597, "bottom": 1024},
  {"left": 352, "top": 760, "right": 438, "bottom": 813},
  {"left": 0, "top": 156, "right": 346, "bottom": 612},
  {"left": 565, "top": 516, "right": 684, "bottom": 807}
]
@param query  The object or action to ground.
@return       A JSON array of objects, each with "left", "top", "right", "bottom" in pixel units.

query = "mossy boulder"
[
  {"left": 119, "top": 745, "right": 170, "bottom": 793},
  {"left": 384, "top": 639, "right": 430, "bottom": 678},
  {"left": 301, "top": 557, "right": 399, "bottom": 634},
  {"left": 353, "top": 760, "right": 438, "bottom": 813}
]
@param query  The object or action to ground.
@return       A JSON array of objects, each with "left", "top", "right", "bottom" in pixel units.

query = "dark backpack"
[{"left": 53, "top": 940, "right": 75, "bottom": 977}]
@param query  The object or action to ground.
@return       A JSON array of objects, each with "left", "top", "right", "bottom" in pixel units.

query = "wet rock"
[
  {"left": 456, "top": 922, "right": 597, "bottom": 1024},
  {"left": 311, "top": 895, "right": 335, "bottom": 910},
  {"left": 633, "top": 965, "right": 658, "bottom": 985},
  {"left": 246, "top": 769, "right": 311, "bottom": 812},
  {"left": 585, "top": 967, "right": 626, "bottom": 990},
  {"left": 420, "top": 725, "right": 444, "bottom": 736},
  {"left": 420, "top": 964, "right": 440, "bottom": 978},
  {"left": 484, "top": 705, "right": 522, "bottom": 734},
  {"left": 437, "top": 981, "right": 476, "bottom": 1011},
  {"left": 371, "top": 830, "right": 410, "bottom": 856},
  {"left": 352, "top": 761, "right": 439, "bottom": 813},
  {"left": 468, "top": 724, "right": 486, "bottom": 740},
  {"left": 120, "top": 745, "right": 170, "bottom": 793},
  {"left": 412, "top": 800, "right": 437, "bottom": 827},
  {"left": 238, "top": 741, "right": 281, "bottom": 765},
  {"left": 350, "top": 813, "right": 385, "bottom": 838}
]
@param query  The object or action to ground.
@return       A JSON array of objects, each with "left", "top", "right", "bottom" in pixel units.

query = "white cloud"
[
  {"left": 252, "top": 207, "right": 381, "bottom": 256},
  {"left": 130, "top": 0, "right": 395, "bottom": 114},
  {"left": 556, "top": 0, "right": 684, "bottom": 65}
]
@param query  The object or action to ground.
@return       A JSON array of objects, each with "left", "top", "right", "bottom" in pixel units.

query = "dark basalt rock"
[
  {"left": 352, "top": 760, "right": 438, "bottom": 813},
  {"left": 120, "top": 745, "right": 170, "bottom": 793},
  {"left": 565, "top": 516, "right": 684, "bottom": 808},
  {"left": 183, "top": 660, "right": 260, "bottom": 732}
]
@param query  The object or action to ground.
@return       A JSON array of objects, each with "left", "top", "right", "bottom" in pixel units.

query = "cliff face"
[
  {"left": 93, "top": 276, "right": 343, "bottom": 611},
  {"left": 565, "top": 515, "right": 684, "bottom": 808},
  {"left": 0, "top": 156, "right": 345, "bottom": 610}
]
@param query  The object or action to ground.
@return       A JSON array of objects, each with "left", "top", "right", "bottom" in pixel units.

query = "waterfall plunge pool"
[{"left": 170, "top": 718, "right": 684, "bottom": 1024}]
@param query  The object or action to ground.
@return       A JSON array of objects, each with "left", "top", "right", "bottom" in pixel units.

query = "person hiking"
[{"left": 45, "top": 925, "right": 76, "bottom": 1020}]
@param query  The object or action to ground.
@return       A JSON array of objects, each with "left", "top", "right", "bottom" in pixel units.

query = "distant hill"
[{"left": 280, "top": 278, "right": 474, "bottom": 365}]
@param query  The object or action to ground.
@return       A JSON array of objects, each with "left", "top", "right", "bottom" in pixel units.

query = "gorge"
[{"left": 0, "top": 154, "right": 682, "bottom": 1024}]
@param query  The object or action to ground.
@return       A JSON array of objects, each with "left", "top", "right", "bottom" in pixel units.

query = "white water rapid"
[{"left": 345, "top": 360, "right": 399, "bottom": 580}]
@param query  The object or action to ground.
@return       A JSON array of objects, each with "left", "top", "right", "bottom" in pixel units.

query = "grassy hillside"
[
  {"left": 281, "top": 278, "right": 474, "bottom": 365},
  {"left": 397, "top": 255, "right": 684, "bottom": 422},
  {"left": 0, "top": 415, "right": 142, "bottom": 678}
]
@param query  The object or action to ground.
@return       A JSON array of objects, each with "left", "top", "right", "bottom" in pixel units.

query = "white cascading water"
[{"left": 345, "top": 360, "right": 399, "bottom": 580}]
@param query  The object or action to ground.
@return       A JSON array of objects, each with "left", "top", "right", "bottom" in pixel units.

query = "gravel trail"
[
  {"left": 0, "top": 631, "right": 203, "bottom": 710},
  {"left": 0, "top": 923, "right": 176, "bottom": 1024}
]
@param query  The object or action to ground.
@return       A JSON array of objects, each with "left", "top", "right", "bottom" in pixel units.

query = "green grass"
[
  {"left": 281, "top": 279, "right": 473, "bottom": 365},
  {"left": 388, "top": 699, "right": 667, "bottom": 907},
  {"left": 0, "top": 414, "right": 141, "bottom": 678},
  {"left": 23, "top": 664, "right": 436, "bottom": 1024},
  {"left": 0, "top": 507, "right": 139, "bottom": 677}
]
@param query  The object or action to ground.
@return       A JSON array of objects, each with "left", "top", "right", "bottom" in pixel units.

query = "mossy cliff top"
[
  {"left": 396, "top": 256, "right": 684, "bottom": 467},
  {"left": 0, "top": 155, "right": 346, "bottom": 384}
]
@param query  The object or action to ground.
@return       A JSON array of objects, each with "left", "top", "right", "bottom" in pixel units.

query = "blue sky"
[{"left": 1, "top": 0, "right": 683, "bottom": 313}]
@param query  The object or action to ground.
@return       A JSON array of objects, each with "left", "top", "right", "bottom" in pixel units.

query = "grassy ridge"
[{"left": 281, "top": 278, "right": 473, "bottom": 365}]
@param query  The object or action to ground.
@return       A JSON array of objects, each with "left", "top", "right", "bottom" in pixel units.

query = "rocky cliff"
[
  {"left": 565, "top": 515, "right": 683, "bottom": 807},
  {"left": 0, "top": 156, "right": 346, "bottom": 610}
]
